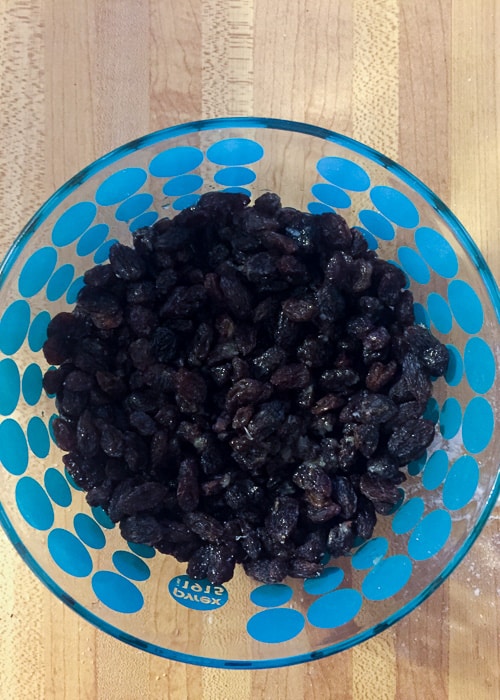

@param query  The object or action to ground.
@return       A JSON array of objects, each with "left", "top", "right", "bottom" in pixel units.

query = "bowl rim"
[{"left": 0, "top": 116, "right": 499, "bottom": 668}]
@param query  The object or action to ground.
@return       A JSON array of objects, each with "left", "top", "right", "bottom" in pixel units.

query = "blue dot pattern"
[
  {"left": 171, "top": 194, "right": 200, "bottom": 211},
  {"left": 443, "top": 456, "right": 479, "bottom": 511},
  {"left": 163, "top": 174, "right": 203, "bottom": 197},
  {"left": 444, "top": 345, "right": 463, "bottom": 386},
  {"left": 356, "top": 227, "right": 379, "bottom": 250},
  {"left": 2, "top": 130, "right": 498, "bottom": 647},
  {"left": 0, "top": 300, "right": 31, "bottom": 354},
  {"left": 48, "top": 529, "right": 93, "bottom": 577},
  {"left": 94, "top": 239, "right": 119, "bottom": 264},
  {"left": 127, "top": 542, "right": 156, "bottom": 558},
  {"left": 351, "top": 538, "right": 389, "bottom": 570},
  {"left": 112, "top": 551, "right": 151, "bottom": 581},
  {"left": 16, "top": 477, "right": 54, "bottom": 530},
  {"left": 214, "top": 167, "right": 256, "bottom": 187},
  {"left": 407, "top": 453, "right": 427, "bottom": 476},
  {"left": 370, "top": 186, "right": 420, "bottom": 228},
  {"left": 66, "top": 276, "right": 85, "bottom": 304},
  {"left": 0, "top": 359, "right": 20, "bottom": 415},
  {"left": 391, "top": 497, "right": 425, "bottom": 534},
  {"left": 95, "top": 168, "right": 147, "bottom": 206},
  {"left": 464, "top": 337, "right": 495, "bottom": 394},
  {"left": 129, "top": 212, "right": 158, "bottom": 232},
  {"left": 307, "top": 202, "right": 335, "bottom": 216},
  {"left": 74, "top": 514, "right": 106, "bottom": 549},
  {"left": 18, "top": 247, "right": 58, "bottom": 297},
  {"left": 52, "top": 202, "right": 96, "bottom": 246},
  {"left": 250, "top": 584, "right": 293, "bottom": 607},
  {"left": 91, "top": 506, "right": 115, "bottom": 529},
  {"left": 0, "top": 419, "right": 29, "bottom": 475},
  {"left": 427, "top": 293, "right": 453, "bottom": 334},
  {"left": 397, "top": 247, "right": 430, "bottom": 284},
  {"left": 247, "top": 608, "right": 305, "bottom": 643},
  {"left": 22, "top": 364, "right": 43, "bottom": 405},
  {"left": 413, "top": 302, "right": 430, "bottom": 327},
  {"left": 362, "top": 555, "right": 413, "bottom": 600},
  {"left": 303, "top": 566, "right": 344, "bottom": 595},
  {"left": 149, "top": 146, "right": 203, "bottom": 177},
  {"left": 422, "top": 450, "right": 449, "bottom": 490},
  {"left": 408, "top": 510, "right": 452, "bottom": 560},
  {"left": 115, "top": 193, "right": 154, "bottom": 222},
  {"left": 221, "top": 186, "right": 251, "bottom": 196},
  {"left": 316, "top": 156, "right": 370, "bottom": 191},
  {"left": 423, "top": 397, "right": 440, "bottom": 424},
  {"left": 415, "top": 227, "right": 459, "bottom": 278},
  {"left": 462, "top": 397, "right": 494, "bottom": 453},
  {"left": 76, "top": 224, "right": 109, "bottom": 256},
  {"left": 448, "top": 280, "right": 484, "bottom": 334},
  {"left": 439, "top": 397, "right": 462, "bottom": 439},
  {"left": 28, "top": 311, "right": 51, "bottom": 352},
  {"left": 46, "top": 264, "right": 75, "bottom": 301},
  {"left": 358, "top": 210, "right": 395, "bottom": 240},
  {"left": 207, "top": 138, "right": 263, "bottom": 165},
  {"left": 307, "top": 589, "right": 362, "bottom": 628},
  {"left": 27, "top": 417, "right": 50, "bottom": 458},
  {"left": 92, "top": 571, "right": 144, "bottom": 613},
  {"left": 312, "top": 183, "right": 351, "bottom": 209},
  {"left": 44, "top": 468, "right": 72, "bottom": 507}
]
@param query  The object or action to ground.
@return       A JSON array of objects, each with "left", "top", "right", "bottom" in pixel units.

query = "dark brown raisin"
[
  {"left": 387, "top": 418, "right": 435, "bottom": 464},
  {"left": 327, "top": 521, "right": 354, "bottom": 557},
  {"left": 270, "top": 363, "right": 310, "bottom": 390}
]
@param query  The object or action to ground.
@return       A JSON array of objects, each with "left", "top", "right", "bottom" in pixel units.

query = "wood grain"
[{"left": 0, "top": 1, "right": 498, "bottom": 698}]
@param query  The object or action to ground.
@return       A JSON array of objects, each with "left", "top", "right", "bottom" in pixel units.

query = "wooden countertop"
[{"left": 0, "top": 1, "right": 498, "bottom": 698}]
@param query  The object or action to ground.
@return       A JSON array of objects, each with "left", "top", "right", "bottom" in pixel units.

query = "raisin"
[
  {"left": 282, "top": 297, "right": 318, "bottom": 322},
  {"left": 76, "top": 409, "right": 99, "bottom": 457},
  {"left": 160, "top": 285, "right": 207, "bottom": 318},
  {"left": 387, "top": 418, "right": 435, "bottom": 464},
  {"left": 225, "top": 378, "right": 272, "bottom": 412},
  {"left": 247, "top": 401, "right": 285, "bottom": 440},
  {"left": 243, "top": 558, "right": 289, "bottom": 584},
  {"left": 270, "top": 363, "right": 310, "bottom": 390},
  {"left": 219, "top": 275, "right": 252, "bottom": 319},
  {"left": 42, "top": 193, "right": 448, "bottom": 585},
  {"left": 327, "top": 521, "right": 354, "bottom": 557},
  {"left": 359, "top": 473, "right": 401, "bottom": 511},
  {"left": 254, "top": 191, "right": 281, "bottom": 216},
  {"left": 266, "top": 496, "right": 299, "bottom": 544},
  {"left": 376, "top": 262, "right": 407, "bottom": 305},
  {"left": 365, "top": 360, "right": 398, "bottom": 392},
  {"left": 52, "top": 417, "right": 77, "bottom": 452},
  {"left": 100, "top": 424, "right": 124, "bottom": 458},
  {"left": 317, "top": 283, "right": 346, "bottom": 322},
  {"left": 366, "top": 454, "right": 401, "bottom": 481},
  {"left": 403, "top": 325, "right": 449, "bottom": 376},
  {"left": 293, "top": 463, "right": 331, "bottom": 498},
  {"left": 63, "top": 370, "right": 94, "bottom": 392},
  {"left": 289, "top": 559, "right": 323, "bottom": 578},
  {"left": 331, "top": 476, "right": 358, "bottom": 520},
  {"left": 175, "top": 368, "right": 207, "bottom": 413},
  {"left": 109, "top": 242, "right": 146, "bottom": 281},
  {"left": 108, "top": 481, "right": 169, "bottom": 522},
  {"left": 43, "top": 365, "right": 72, "bottom": 395},
  {"left": 184, "top": 512, "right": 224, "bottom": 542},
  {"left": 340, "top": 390, "right": 397, "bottom": 424},
  {"left": 355, "top": 496, "right": 376, "bottom": 540},
  {"left": 119, "top": 514, "right": 164, "bottom": 546}
]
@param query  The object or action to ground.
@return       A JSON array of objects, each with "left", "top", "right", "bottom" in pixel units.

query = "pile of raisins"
[{"left": 42, "top": 192, "right": 449, "bottom": 585}]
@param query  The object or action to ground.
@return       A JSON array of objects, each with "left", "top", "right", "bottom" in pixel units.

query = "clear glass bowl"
[{"left": 0, "top": 117, "right": 498, "bottom": 668}]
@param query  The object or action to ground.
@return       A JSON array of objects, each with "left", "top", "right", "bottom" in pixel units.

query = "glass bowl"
[{"left": 0, "top": 117, "right": 498, "bottom": 669}]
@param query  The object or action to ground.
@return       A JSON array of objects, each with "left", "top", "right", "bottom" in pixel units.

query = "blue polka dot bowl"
[{"left": 0, "top": 117, "right": 498, "bottom": 668}]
